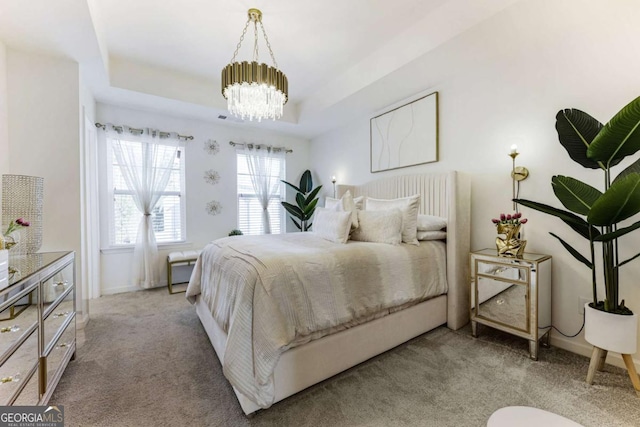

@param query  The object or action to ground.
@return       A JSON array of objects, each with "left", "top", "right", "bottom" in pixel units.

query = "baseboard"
[
  {"left": 100, "top": 282, "right": 166, "bottom": 296},
  {"left": 551, "top": 334, "right": 640, "bottom": 372}
]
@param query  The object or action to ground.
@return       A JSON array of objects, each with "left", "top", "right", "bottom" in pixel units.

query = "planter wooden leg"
[
  {"left": 621, "top": 354, "right": 640, "bottom": 398},
  {"left": 597, "top": 349, "right": 608, "bottom": 371},
  {"left": 586, "top": 346, "right": 605, "bottom": 385}
]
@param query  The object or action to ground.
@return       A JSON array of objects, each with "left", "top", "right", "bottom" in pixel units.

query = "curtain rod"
[
  {"left": 229, "top": 141, "right": 293, "bottom": 153},
  {"left": 95, "top": 123, "right": 194, "bottom": 141}
]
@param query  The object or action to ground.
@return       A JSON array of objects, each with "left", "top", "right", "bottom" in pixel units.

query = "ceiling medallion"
[{"left": 221, "top": 8, "right": 288, "bottom": 122}]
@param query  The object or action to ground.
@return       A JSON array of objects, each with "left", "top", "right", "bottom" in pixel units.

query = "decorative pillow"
[
  {"left": 325, "top": 194, "right": 364, "bottom": 210},
  {"left": 366, "top": 195, "right": 420, "bottom": 245},
  {"left": 325, "top": 190, "right": 359, "bottom": 229},
  {"left": 417, "top": 215, "right": 447, "bottom": 232},
  {"left": 312, "top": 208, "right": 352, "bottom": 244},
  {"left": 350, "top": 209, "right": 402, "bottom": 245},
  {"left": 417, "top": 230, "right": 447, "bottom": 241}
]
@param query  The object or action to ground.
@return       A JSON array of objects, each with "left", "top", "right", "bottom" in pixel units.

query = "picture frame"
[{"left": 370, "top": 91, "right": 439, "bottom": 173}]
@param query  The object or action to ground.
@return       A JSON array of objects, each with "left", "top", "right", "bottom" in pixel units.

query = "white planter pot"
[{"left": 585, "top": 303, "right": 638, "bottom": 354}]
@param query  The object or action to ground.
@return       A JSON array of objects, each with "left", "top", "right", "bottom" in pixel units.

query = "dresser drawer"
[
  {"left": 42, "top": 263, "right": 73, "bottom": 308},
  {"left": 0, "top": 330, "right": 38, "bottom": 405},
  {"left": 45, "top": 320, "right": 75, "bottom": 392},
  {"left": 0, "top": 288, "right": 38, "bottom": 358},
  {"left": 12, "top": 366, "right": 39, "bottom": 406},
  {"left": 43, "top": 289, "right": 75, "bottom": 354}
]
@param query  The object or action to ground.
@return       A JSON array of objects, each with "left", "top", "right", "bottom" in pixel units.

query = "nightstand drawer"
[
  {"left": 0, "top": 330, "right": 38, "bottom": 405},
  {"left": 475, "top": 260, "right": 528, "bottom": 284},
  {"left": 0, "top": 288, "right": 38, "bottom": 357},
  {"left": 475, "top": 276, "right": 529, "bottom": 332},
  {"left": 12, "top": 366, "right": 38, "bottom": 406}
]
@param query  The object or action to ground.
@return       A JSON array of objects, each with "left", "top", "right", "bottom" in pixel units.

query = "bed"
[{"left": 186, "top": 171, "right": 470, "bottom": 415}]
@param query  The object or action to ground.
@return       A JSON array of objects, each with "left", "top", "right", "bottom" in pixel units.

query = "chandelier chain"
[
  {"left": 259, "top": 21, "right": 279, "bottom": 69},
  {"left": 253, "top": 21, "right": 259, "bottom": 62},
  {"left": 230, "top": 19, "right": 251, "bottom": 63}
]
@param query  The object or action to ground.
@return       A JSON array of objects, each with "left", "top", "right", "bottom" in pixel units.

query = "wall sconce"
[
  {"left": 509, "top": 145, "right": 529, "bottom": 211},
  {"left": 331, "top": 175, "right": 337, "bottom": 198}
]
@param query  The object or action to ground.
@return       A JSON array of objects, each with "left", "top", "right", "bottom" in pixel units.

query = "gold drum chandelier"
[{"left": 221, "top": 8, "right": 288, "bottom": 122}]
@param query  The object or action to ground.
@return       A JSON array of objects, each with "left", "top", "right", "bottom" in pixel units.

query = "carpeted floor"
[{"left": 51, "top": 288, "right": 640, "bottom": 427}]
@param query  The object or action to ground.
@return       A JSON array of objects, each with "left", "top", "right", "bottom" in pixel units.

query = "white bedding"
[{"left": 186, "top": 232, "right": 447, "bottom": 408}]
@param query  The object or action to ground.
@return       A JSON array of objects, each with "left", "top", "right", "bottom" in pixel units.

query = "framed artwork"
[{"left": 370, "top": 91, "right": 439, "bottom": 173}]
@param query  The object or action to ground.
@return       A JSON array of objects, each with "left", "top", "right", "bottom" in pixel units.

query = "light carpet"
[{"left": 51, "top": 288, "right": 640, "bottom": 426}]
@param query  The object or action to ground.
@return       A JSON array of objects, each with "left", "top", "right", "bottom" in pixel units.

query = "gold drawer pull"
[
  {"left": 52, "top": 311, "right": 71, "bottom": 319},
  {"left": 0, "top": 325, "right": 19, "bottom": 333},
  {"left": 55, "top": 341, "right": 71, "bottom": 350},
  {"left": 0, "top": 373, "right": 21, "bottom": 384},
  {"left": 54, "top": 280, "right": 69, "bottom": 287}
]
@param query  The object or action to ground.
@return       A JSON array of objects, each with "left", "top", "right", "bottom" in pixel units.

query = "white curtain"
[
  {"left": 240, "top": 144, "right": 285, "bottom": 234},
  {"left": 106, "top": 125, "right": 180, "bottom": 288}
]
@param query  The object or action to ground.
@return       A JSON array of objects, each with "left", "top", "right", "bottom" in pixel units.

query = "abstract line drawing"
[
  {"left": 204, "top": 170, "right": 220, "bottom": 185},
  {"left": 204, "top": 139, "right": 220, "bottom": 155},
  {"left": 206, "top": 201, "right": 222, "bottom": 216},
  {"left": 370, "top": 92, "right": 438, "bottom": 173}
]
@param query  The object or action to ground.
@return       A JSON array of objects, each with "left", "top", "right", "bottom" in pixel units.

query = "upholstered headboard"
[{"left": 337, "top": 171, "right": 471, "bottom": 330}]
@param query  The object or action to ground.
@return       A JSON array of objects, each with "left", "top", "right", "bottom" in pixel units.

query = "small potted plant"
[
  {"left": 515, "top": 96, "right": 640, "bottom": 358},
  {"left": 228, "top": 229, "right": 243, "bottom": 236}
]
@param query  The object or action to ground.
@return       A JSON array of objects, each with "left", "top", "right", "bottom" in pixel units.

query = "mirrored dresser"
[
  {"left": 0, "top": 251, "right": 75, "bottom": 405},
  {"left": 470, "top": 249, "right": 551, "bottom": 360}
]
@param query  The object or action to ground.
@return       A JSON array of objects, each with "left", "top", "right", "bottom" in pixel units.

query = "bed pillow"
[
  {"left": 417, "top": 215, "right": 447, "bottom": 232},
  {"left": 366, "top": 195, "right": 420, "bottom": 245},
  {"left": 325, "top": 194, "right": 364, "bottom": 210},
  {"left": 417, "top": 230, "right": 447, "bottom": 241},
  {"left": 350, "top": 209, "right": 402, "bottom": 245},
  {"left": 312, "top": 208, "right": 352, "bottom": 244},
  {"left": 325, "top": 190, "right": 359, "bottom": 229}
]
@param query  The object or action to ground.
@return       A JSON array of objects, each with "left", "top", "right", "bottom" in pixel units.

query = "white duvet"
[{"left": 186, "top": 232, "right": 447, "bottom": 408}]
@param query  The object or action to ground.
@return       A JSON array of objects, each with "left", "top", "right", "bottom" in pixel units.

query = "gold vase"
[
  {"left": 496, "top": 223, "right": 526, "bottom": 257},
  {"left": 0, "top": 233, "right": 18, "bottom": 251}
]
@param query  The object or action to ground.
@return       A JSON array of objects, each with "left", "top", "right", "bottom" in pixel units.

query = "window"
[
  {"left": 107, "top": 139, "right": 185, "bottom": 246},
  {"left": 237, "top": 152, "right": 285, "bottom": 235}
]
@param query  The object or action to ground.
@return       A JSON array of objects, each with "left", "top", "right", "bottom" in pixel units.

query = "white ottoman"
[
  {"left": 488, "top": 406, "right": 584, "bottom": 427},
  {"left": 167, "top": 250, "right": 202, "bottom": 294}
]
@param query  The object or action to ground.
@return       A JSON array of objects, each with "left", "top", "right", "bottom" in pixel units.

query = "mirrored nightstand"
[{"left": 470, "top": 249, "right": 552, "bottom": 360}]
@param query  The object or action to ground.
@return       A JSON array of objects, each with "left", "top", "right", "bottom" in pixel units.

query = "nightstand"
[{"left": 470, "top": 249, "right": 552, "bottom": 360}]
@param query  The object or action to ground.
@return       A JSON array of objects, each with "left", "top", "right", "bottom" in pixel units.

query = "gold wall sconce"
[{"left": 509, "top": 144, "right": 529, "bottom": 210}]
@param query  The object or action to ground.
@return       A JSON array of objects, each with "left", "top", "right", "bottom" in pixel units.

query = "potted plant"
[
  {"left": 281, "top": 170, "right": 322, "bottom": 231},
  {"left": 515, "top": 96, "right": 640, "bottom": 356}
]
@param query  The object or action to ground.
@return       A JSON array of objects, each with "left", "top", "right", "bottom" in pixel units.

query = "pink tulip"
[
  {"left": 520, "top": 218, "right": 528, "bottom": 224},
  {"left": 492, "top": 219, "right": 499, "bottom": 224},
  {"left": 500, "top": 213, "right": 506, "bottom": 221},
  {"left": 506, "top": 214, "right": 512, "bottom": 220}
]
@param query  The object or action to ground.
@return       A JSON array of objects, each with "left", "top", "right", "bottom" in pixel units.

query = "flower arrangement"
[
  {"left": 491, "top": 212, "right": 528, "bottom": 226},
  {"left": 1, "top": 218, "right": 30, "bottom": 250},
  {"left": 4, "top": 218, "right": 30, "bottom": 236}
]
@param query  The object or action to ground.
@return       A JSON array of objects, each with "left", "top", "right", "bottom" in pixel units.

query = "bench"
[{"left": 167, "top": 250, "right": 201, "bottom": 294}]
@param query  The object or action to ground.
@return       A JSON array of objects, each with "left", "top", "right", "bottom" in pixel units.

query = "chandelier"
[{"left": 221, "top": 8, "right": 288, "bottom": 122}]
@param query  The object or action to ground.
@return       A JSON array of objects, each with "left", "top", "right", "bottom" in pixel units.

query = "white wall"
[
  {"left": 310, "top": 0, "right": 640, "bottom": 368},
  {"left": 96, "top": 104, "right": 311, "bottom": 295},
  {"left": 6, "top": 49, "right": 84, "bottom": 317},
  {"left": 0, "top": 41, "right": 8, "bottom": 195}
]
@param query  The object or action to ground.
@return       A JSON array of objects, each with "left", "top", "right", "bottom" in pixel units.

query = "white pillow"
[
  {"left": 417, "top": 215, "right": 447, "bottom": 232},
  {"left": 366, "top": 195, "right": 420, "bottom": 245},
  {"left": 312, "top": 208, "right": 352, "bottom": 244},
  {"left": 417, "top": 230, "right": 447, "bottom": 241},
  {"left": 325, "top": 194, "right": 364, "bottom": 210},
  {"left": 350, "top": 209, "right": 402, "bottom": 245},
  {"left": 325, "top": 190, "right": 359, "bottom": 229}
]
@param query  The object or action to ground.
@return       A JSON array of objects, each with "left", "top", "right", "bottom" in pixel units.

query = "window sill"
[{"left": 101, "top": 241, "right": 193, "bottom": 255}]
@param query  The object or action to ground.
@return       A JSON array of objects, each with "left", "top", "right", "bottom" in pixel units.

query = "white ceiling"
[{"left": 0, "top": 0, "right": 521, "bottom": 137}]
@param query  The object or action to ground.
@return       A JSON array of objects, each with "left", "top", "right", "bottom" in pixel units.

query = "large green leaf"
[
  {"left": 552, "top": 175, "right": 602, "bottom": 216},
  {"left": 515, "top": 199, "right": 599, "bottom": 240},
  {"left": 296, "top": 193, "right": 306, "bottom": 209},
  {"left": 613, "top": 157, "right": 640, "bottom": 185},
  {"left": 588, "top": 173, "right": 640, "bottom": 225},
  {"left": 290, "top": 218, "right": 302, "bottom": 230},
  {"left": 550, "top": 232, "right": 593, "bottom": 269},
  {"left": 281, "top": 180, "right": 302, "bottom": 193},
  {"left": 555, "top": 109, "right": 604, "bottom": 169},
  {"left": 299, "top": 170, "right": 313, "bottom": 193},
  {"left": 595, "top": 219, "right": 640, "bottom": 242},
  {"left": 305, "top": 185, "right": 322, "bottom": 205},
  {"left": 282, "top": 202, "right": 304, "bottom": 220},
  {"left": 588, "top": 96, "right": 640, "bottom": 167},
  {"left": 618, "top": 250, "right": 640, "bottom": 268},
  {"left": 303, "top": 198, "right": 319, "bottom": 216}
]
